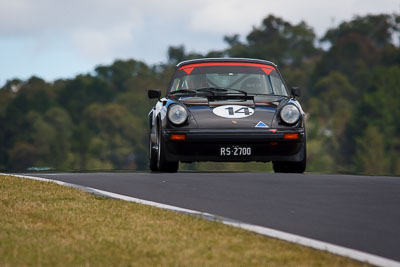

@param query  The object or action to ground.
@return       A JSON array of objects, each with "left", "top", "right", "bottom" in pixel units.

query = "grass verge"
[{"left": 0, "top": 175, "right": 368, "bottom": 266}]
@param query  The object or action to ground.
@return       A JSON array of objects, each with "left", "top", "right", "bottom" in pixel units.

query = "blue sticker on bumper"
[{"left": 255, "top": 121, "right": 269, "bottom": 128}]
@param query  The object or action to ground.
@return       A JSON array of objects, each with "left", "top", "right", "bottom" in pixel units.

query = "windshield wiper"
[
  {"left": 196, "top": 87, "right": 248, "bottom": 96},
  {"left": 196, "top": 87, "right": 227, "bottom": 95},
  {"left": 225, "top": 88, "right": 248, "bottom": 96},
  {"left": 247, "top": 93, "right": 274, "bottom": 96},
  {"left": 169, "top": 89, "right": 217, "bottom": 97},
  {"left": 169, "top": 89, "right": 197, "bottom": 95}
]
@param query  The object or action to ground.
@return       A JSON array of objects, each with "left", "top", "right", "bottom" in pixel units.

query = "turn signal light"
[
  {"left": 170, "top": 134, "right": 186, "bottom": 141},
  {"left": 284, "top": 133, "right": 299, "bottom": 140}
]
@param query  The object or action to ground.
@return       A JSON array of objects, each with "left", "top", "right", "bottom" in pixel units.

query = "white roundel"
[{"left": 212, "top": 105, "right": 255, "bottom": 118}]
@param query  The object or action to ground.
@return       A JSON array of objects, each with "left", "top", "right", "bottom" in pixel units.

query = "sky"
[{"left": 0, "top": 0, "right": 399, "bottom": 85}]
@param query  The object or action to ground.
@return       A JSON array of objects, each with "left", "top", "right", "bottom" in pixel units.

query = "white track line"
[{"left": 3, "top": 173, "right": 400, "bottom": 267}]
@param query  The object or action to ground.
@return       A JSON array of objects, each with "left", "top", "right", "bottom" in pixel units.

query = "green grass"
[{"left": 0, "top": 175, "right": 368, "bottom": 266}]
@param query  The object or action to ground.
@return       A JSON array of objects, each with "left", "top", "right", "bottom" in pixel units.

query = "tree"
[
  {"left": 314, "top": 14, "right": 400, "bottom": 84},
  {"left": 57, "top": 75, "right": 114, "bottom": 122},
  {"left": 313, "top": 33, "right": 380, "bottom": 83},
  {"left": 351, "top": 66, "right": 400, "bottom": 173},
  {"left": 8, "top": 142, "right": 37, "bottom": 170},
  {"left": 322, "top": 14, "right": 400, "bottom": 48},
  {"left": 71, "top": 123, "right": 91, "bottom": 171},
  {"left": 307, "top": 72, "right": 357, "bottom": 170},
  {"left": 95, "top": 59, "right": 153, "bottom": 91},
  {"left": 83, "top": 103, "right": 143, "bottom": 169},
  {"left": 167, "top": 45, "right": 186, "bottom": 64},
  {"left": 167, "top": 45, "right": 205, "bottom": 64},
  {"left": 225, "top": 15, "right": 320, "bottom": 67},
  {"left": 354, "top": 126, "right": 388, "bottom": 174},
  {"left": 44, "top": 107, "right": 73, "bottom": 169}
]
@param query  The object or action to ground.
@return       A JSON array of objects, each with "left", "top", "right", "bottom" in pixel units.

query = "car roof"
[{"left": 176, "top": 58, "right": 277, "bottom": 68}]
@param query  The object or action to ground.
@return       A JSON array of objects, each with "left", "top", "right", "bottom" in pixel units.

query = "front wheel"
[
  {"left": 157, "top": 125, "right": 179, "bottom": 173},
  {"left": 148, "top": 132, "right": 158, "bottom": 172},
  {"left": 273, "top": 143, "right": 306, "bottom": 173}
]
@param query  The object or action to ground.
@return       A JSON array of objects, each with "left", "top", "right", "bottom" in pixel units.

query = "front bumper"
[{"left": 162, "top": 128, "right": 305, "bottom": 163}]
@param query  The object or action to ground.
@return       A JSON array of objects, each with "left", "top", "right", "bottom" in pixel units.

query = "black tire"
[
  {"left": 157, "top": 124, "right": 179, "bottom": 173},
  {"left": 273, "top": 143, "right": 306, "bottom": 173},
  {"left": 148, "top": 131, "right": 158, "bottom": 172}
]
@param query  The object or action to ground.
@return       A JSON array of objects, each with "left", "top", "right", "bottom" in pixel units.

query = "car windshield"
[{"left": 169, "top": 64, "right": 288, "bottom": 96}]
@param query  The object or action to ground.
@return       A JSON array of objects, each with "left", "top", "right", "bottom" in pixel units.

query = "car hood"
[{"left": 178, "top": 95, "right": 285, "bottom": 129}]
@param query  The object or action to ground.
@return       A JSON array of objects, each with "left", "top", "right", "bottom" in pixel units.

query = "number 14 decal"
[
  {"left": 212, "top": 105, "right": 255, "bottom": 118},
  {"left": 225, "top": 107, "right": 253, "bottom": 116}
]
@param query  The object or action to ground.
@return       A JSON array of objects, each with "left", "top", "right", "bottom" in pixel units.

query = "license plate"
[{"left": 220, "top": 146, "right": 252, "bottom": 156}]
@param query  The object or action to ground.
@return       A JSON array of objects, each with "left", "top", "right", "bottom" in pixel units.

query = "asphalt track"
[{"left": 27, "top": 172, "right": 400, "bottom": 262}]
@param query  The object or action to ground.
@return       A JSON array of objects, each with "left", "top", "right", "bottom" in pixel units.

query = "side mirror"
[
  {"left": 291, "top": 87, "right": 301, "bottom": 98},
  {"left": 148, "top": 89, "right": 161, "bottom": 99}
]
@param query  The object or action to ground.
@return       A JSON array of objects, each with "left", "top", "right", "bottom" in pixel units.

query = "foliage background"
[{"left": 1, "top": 13, "right": 399, "bottom": 175}]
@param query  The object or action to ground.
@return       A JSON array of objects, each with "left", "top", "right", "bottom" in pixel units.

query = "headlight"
[
  {"left": 168, "top": 105, "right": 188, "bottom": 125},
  {"left": 280, "top": 104, "right": 300, "bottom": 124}
]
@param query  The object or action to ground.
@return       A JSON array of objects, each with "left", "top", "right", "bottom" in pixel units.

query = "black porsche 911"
[{"left": 148, "top": 58, "right": 306, "bottom": 173}]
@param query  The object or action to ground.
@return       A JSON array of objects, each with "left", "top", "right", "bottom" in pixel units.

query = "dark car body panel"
[
  {"left": 148, "top": 58, "right": 306, "bottom": 165},
  {"left": 162, "top": 128, "right": 305, "bottom": 162}
]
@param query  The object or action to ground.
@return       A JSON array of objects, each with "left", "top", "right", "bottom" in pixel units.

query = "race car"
[{"left": 148, "top": 58, "right": 306, "bottom": 173}]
